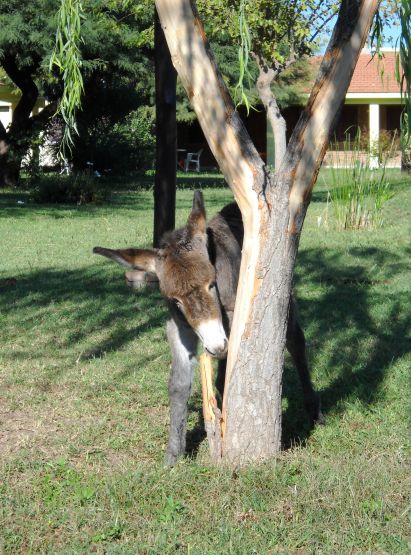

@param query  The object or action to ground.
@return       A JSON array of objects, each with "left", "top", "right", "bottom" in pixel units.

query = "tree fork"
[
  {"left": 154, "top": 0, "right": 266, "bottom": 378},
  {"left": 155, "top": 0, "right": 380, "bottom": 464}
]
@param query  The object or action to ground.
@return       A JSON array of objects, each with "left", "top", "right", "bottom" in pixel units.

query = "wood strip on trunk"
[{"left": 199, "top": 353, "right": 222, "bottom": 461}]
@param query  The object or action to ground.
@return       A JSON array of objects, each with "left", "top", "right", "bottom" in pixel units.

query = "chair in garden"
[{"left": 184, "top": 148, "right": 203, "bottom": 172}]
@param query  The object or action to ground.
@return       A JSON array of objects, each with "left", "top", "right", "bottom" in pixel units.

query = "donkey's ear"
[
  {"left": 186, "top": 190, "right": 206, "bottom": 238},
  {"left": 192, "top": 190, "right": 205, "bottom": 212},
  {"left": 93, "top": 247, "right": 158, "bottom": 273}
]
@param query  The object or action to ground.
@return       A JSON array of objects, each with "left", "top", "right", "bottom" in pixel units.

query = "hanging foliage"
[
  {"left": 396, "top": 0, "right": 411, "bottom": 149},
  {"left": 49, "top": 0, "right": 85, "bottom": 157},
  {"left": 235, "top": 0, "right": 253, "bottom": 112}
]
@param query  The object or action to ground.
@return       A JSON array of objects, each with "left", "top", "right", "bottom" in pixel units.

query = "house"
[
  {"left": 268, "top": 50, "right": 404, "bottom": 168},
  {"left": 0, "top": 79, "right": 54, "bottom": 168}
]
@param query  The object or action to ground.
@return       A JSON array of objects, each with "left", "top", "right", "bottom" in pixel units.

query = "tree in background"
[
  {"left": 0, "top": 0, "right": 153, "bottom": 186},
  {"left": 198, "top": 0, "right": 340, "bottom": 170},
  {"left": 199, "top": 0, "right": 399, "bottom": 170},
  {"left": 153, "top": 8, "right": 177, "bottom": 247},
  {"left": 0, "top": 0, "right": 59, "bottom": 186}
]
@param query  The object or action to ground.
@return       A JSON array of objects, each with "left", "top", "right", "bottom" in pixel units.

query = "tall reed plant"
[{"left": 327, "top": 129, "right": 395, "bottom": 230}]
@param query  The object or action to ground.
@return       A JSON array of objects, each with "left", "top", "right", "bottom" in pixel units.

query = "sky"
[{"left": 317, "top": 9, "right": 401, "bottom": 53}]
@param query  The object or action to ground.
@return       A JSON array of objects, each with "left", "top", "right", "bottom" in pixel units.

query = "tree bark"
[
  {"left": 256, "top": 64, "right": 287, "bottom": 171},
  {"left": 155, "top": 0, "right": 380, "bottom": 464},
  {"left": 153, "top": 9, "right": 177, "bottom": 247}
]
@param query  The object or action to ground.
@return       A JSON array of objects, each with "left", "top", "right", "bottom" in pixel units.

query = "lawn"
[{"left": 0, "top": 170, "right": 410, "bottom": 554}]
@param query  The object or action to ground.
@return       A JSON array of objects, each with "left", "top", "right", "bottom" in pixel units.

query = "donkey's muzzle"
[{"left": 205, "top": 338, "right": 228, "bottom": 359}]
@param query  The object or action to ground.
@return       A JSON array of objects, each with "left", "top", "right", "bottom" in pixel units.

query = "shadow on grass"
[
  {"left": 1, "top": 243, "right": 409, "bottom": 458},
  {"left": 0, "top": 264, "right": 166, "bottom": 383},
  {"left": 282, "top": 245, "right": 410, "bottom": 448},
  {"left": 0, "top": 183, "right": 231, "bottom": 221},
  {"left": 0, "top": 189, "right": 155, "bottom": 220}
]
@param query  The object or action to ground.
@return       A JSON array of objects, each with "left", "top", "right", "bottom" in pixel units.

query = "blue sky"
[
  {"left": 317, "top": 10, "right": 401, "bottom": 53},
  {"left": 383, "top": 23, "right": 401, "bottom": 48}
]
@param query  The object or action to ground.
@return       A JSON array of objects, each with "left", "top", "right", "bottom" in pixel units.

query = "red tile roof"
[{"left": 310, "top": 51, "right": 401, "bottom": 94}]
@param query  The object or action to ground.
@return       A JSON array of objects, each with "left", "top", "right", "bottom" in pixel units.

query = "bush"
[
  {"left": 31, "top": 173, "right": 106, "bottom": 204},
  {"left": 328, "top": 130, "right": 395, "bottom": 229},
  {"left": 91, "top": 107, "right": 155, "bottom": 173}
]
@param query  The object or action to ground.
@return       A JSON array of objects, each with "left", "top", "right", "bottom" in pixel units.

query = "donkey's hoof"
[
  {"left": 164, "top": 451, "right": 179, "bottom": 467},
  {"left": 315, "top": 409, "right": 326, "bottom": 426},
  {"left": 305, "top": 394, "right": 325, "bottom": 426}
]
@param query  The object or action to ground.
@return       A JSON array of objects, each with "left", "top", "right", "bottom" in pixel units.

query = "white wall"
[{"left": 0, "top": 101, "right": 12, "bottom": 130}]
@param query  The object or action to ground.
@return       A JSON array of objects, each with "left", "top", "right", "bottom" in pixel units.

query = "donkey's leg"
[
  {"left": 165, "top": 318, "right": 198, "bottom": 465},
  {"left": 286, "top": 300, "right": 324, "bottom": 424}
]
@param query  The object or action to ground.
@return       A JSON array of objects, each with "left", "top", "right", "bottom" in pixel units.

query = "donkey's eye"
[
  {"left": 208, "top": 282, "right": 216, "bottom": 291},
  {"left": 172, "top": 298, "right": 182, "bottom": 308}
]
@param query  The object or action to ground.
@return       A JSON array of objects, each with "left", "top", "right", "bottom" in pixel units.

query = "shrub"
[
  {"left": 328, "top": 130, "right": 395, "bottom": 229},
  {"left": 91, "top": 107, "right": 155, "bottom": 173},
  {"left": 31, "top": 173, "right": 106, "bottom": 204}
]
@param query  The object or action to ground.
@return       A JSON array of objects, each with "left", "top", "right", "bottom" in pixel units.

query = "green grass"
[{"left": 0, "top": 170, "right": 410, "bottom": 554}]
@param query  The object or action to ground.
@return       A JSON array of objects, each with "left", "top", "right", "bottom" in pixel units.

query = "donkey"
[{"left": 94, "top": 191, "right": 322, "bottom": 464}]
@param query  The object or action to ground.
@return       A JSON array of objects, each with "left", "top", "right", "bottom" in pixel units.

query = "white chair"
[
  {"left": 184, "top": 148, "right": 203, "bottom": 172},
  {"left": 59, "top": 159, "right": 72, "bottom": 175}
]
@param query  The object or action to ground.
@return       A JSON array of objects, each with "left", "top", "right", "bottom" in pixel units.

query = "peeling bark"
[{"left": 156, "top": 0, "right": 380, "bottom": 464}]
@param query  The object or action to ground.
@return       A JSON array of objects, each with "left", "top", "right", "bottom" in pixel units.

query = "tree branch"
[
  {"left": 29, "top": 101, "right": 58, "bottom": 130},
  {"left": 284, "top": 0, "right": 381, "bottom": 233},
  {"left": 155, "top": 0, "right": 269, "bottom": 443},
  {"left": 1, "top": 54, "right": 40, "bottom": 134}
]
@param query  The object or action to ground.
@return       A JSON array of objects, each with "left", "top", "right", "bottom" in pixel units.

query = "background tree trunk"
[
  {"left": 256, "top": 65, "right": 287, "bottom": 171},
  {"left": 0, "top": 55, "right": 40, "bottom": 187},
  {"left": 153, "top": 9, "right": 177, "bottom": 247},
  {"left": 156, "top": 0, "right": 380, "bottom": 464}
]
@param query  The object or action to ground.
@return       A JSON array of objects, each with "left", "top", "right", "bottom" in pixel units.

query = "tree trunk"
[
  {"left": 0, "top": 128, "right": 25, "bottom": 188},
  {"left": 155, "top": 0, "right": 379, "bottom": 464},
  {"left": 0, "top": 55, "right": 40, "bottom": 187},
  {"left": 0, "top": 154, "right": 21, "bottom": 187},
  {"left": 256, "top": 65, "right": 287, "bottom": 171},
  {"left": 153, "top": 9, "right": 177, "bottom": 247}
]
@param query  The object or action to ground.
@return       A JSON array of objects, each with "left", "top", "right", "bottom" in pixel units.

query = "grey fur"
[{"left": 166, "top": 317, "right": 198, "bottom": 465}]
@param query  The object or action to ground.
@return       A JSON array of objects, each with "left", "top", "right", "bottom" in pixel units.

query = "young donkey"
[{"left": 94, "top": 191, "right": 322, "bottom": 464}]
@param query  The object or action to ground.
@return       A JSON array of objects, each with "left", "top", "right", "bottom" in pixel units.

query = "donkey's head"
[{"left": 93, "top": 191, "right": 228, "bottom": 358}]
